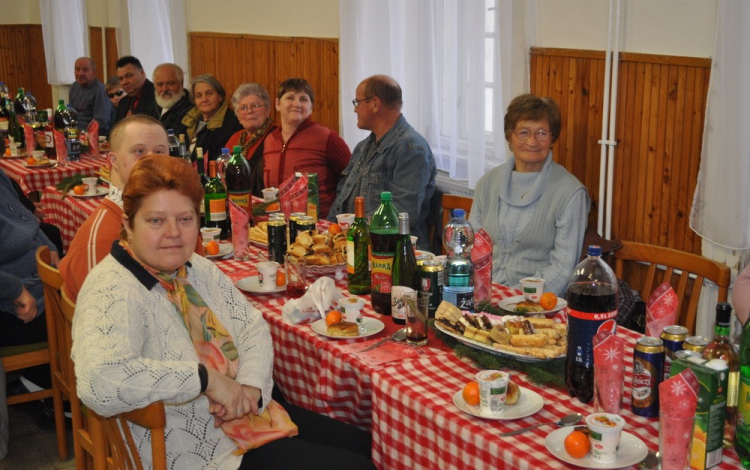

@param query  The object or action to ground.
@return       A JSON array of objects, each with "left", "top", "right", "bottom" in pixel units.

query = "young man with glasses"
[
  {"left": 328, "top": 75, "right": 436, "bottom": 250},
  {"left": 69, "top": 57, "right": 113, "bottom": 135}
]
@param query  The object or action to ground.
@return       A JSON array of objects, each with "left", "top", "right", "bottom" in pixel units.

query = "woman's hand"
[
  {"left": 49, "top": 250, "right": 60, "bottom": 268},
  {"left": 15, "top": 287, "right": 38, "bottom": 323},
  {"left": 204, "top": 368, "right": 256, "bottom": 426}
]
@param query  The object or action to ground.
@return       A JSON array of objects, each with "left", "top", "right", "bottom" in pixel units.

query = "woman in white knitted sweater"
[
  {"left": 72, "top": 154, "right": 374, "bottom": 470},
  {"left": 469, "top": 94, "right": 590, "bottom": 296}
]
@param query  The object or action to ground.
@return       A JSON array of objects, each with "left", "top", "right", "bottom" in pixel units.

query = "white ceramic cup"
[
  {"left": 262, "top": 187, "right": 278, "bottom": 202},
  {"left": 586, "top": 413, "right": 626, "bottom": 463},
  {"left": 256, "top": 261, "right": 279, "bottom": 291},
  {"left": 519, "top": 277, "right": 545, "bottom": 303},
  {"left": 336, "top": 213, "right": 355, "bottom": 230},
  {"left": 200, "top": 227, "right": 221, "bottom": 242},
  {"left": 475, "top": 370, "right": 509, "bottom": 415},
  {"left": 32, "top": 150, "right": 46, "bottom": 162},
  {"left": 82, "top": 177, "right": 98, "bottom": 195}
]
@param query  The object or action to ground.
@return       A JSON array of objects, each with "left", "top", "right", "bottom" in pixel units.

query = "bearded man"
[{"left": 152, "top": 63, "right": 194, "bottom": 134}]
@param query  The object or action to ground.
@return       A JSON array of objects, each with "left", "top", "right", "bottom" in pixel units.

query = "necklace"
[{"left": 512, "top": 183, "right": 531, "bottom": 200}]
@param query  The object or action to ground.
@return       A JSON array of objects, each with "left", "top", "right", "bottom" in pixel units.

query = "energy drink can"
[
  {"left": 661, "top": 325, "right": 688, "bottom": 381},
  {"left": 419, "top": 260, "right": 443, "bottom": 318},
  {"left": 267, "top": 213, "right": 287, "bottom": 264},
  {"left": 631, "top": 336, "right": 663, "bottom": 418},
  {"left": 289, "top": 212, "right": 306, "bottom": 242}
]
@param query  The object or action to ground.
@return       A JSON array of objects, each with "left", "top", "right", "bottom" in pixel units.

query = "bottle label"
[
  {"left": 739, "top": 376, "right": 750, "bottom": 425},
  {"left": 206, "top": 197, "right": 227, "bottom": 221},
  {"left": 228, "top": 192, "right": 250, "bottom": 213},
  {"left": 371, "top": 251, "right": 394, "bottom": 294},
  {"left": 45, "top": 130, "right": 54, "bottom": 148},
  {"left": 347, "top": 239, "right": 355, "bottom": 274},
  {"left": 443, "top": 289, "right": 474, "bottom": 311},
  {"left": 0, "top": 119, "right": 7, "bottom": 131},
  {"left": 391, "top": 286, "right": 415, "bottom": 320},
  {"left": 567, "top": 308, "right": 618, "bottom": 321},
  {"left": 566, "top": 308, "right": 617, "bottom": 370}
]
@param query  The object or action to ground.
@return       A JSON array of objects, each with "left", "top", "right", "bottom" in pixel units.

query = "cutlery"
[
  {"left": 638, "top": 450, "right": 660, "bottom": 469},
  {"left": 498, "top": 412, "right": 583, "bottom": 437},
  {"left": 358, "top": 328, "right": 406, "bottom": 352}
]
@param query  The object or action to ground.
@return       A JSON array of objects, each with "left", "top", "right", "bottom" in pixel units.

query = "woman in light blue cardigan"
[{"left": 469, "top": 94, "right": 589, "bottom": 296}]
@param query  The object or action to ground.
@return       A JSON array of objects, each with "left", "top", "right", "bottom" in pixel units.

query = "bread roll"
[
  {"left": 327, "top": 321, "right": 359, "bottom": 337},
  {"left": 311, "top": 243, "right": 332, "bottom": 254},
  {"left": 505, "top": 380, "right": 520, "bottom": 405}
]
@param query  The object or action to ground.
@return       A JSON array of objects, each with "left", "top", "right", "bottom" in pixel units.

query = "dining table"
[
  {"left": 40, "top": 185, "right": 105, "bottom": 251},
  {"left": 194, "top": 226, "right": 744, "bottom": 469},
  {"left": 0, "top": 154, "right": 106, "bottom": 195}
]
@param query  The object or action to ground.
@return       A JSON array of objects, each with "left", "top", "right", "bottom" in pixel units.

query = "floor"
[{"left": 0, "top": 398, "right": 75, "bottom": 470}]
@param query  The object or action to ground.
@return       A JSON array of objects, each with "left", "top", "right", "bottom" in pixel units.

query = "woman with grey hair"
[
  {"left": 176, "top": 74, "right": 242, "bottom": 162},
  {"left": 225, "top": 83, "right": 277, "bottom": 197}
]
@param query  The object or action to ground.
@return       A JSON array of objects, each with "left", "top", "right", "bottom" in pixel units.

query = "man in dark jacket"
[
  {"left": 113, "top": 56, "right": 156, "bottom": 124},
  {"left": 151, "top": 63, "right": 193, "bottom": 134}
]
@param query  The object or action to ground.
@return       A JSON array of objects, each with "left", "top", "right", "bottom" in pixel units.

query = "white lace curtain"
[
  {"left": 690, "top": 1, "right": 750, "bottom": 251},
  {"left": 40, "top": 0, "right": 88, "bottom": 85},
  {"left": 339, "top": 0, "right": 512, "bottom": 188}
]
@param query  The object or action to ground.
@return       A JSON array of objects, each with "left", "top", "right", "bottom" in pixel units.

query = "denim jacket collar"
[{"left": 371, "top": 114, "right": 407, "bottom": 152}]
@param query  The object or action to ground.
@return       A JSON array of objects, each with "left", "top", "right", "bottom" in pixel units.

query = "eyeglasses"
[
  {"left": 352, "top": 97, "right": 374, "bottom": 108},
  {"left": 514, "top": 128, "right": 551, "bottom": 142},
  {"left": 237, "top": 103, "right": 267, "bottom": 114},
  {"left": 107, "top": 90, "right": 125, "bottom": 99}
]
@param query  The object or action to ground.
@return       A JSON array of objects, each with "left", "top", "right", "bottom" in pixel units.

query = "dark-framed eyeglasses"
[
  {"left": 352, "top": 96, "right": 374, "bottom": 108},
  {"left": 513, "top": 128, "right": 551, "bottom": 142},
  {"left": 237, "top": 103, "right": 267, "bottom": 114},
  {"left": 107, "top": 90, "right": 125, "bottom": 99}
]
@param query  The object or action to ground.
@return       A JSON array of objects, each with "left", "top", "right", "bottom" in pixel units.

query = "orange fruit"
[
  {"left": 462, "top": 381, "right": 480, "bottom": 406},
  {"left": 73, "top": 185, "right": 86, "bottom": 195},
  {"left": 276, "top": 270, "right": 286, "bottom": 286},
  {"left": 540, "top": 292, "right": 557, "bottom": 310},
  {"left": 564, "top": 430, "right": 590, "bottom": 459},
  {"left": 325, "top": 310, "right": 342, "bottom": 326},
  {"left": 205, "top": 240, "right": 220, "bottom": 255},
  {"left": 26, "top": 156, "right": 36, "bottom": 165},
  {"left": 328, "top": 223, "right": 342, "bottom": 234}
]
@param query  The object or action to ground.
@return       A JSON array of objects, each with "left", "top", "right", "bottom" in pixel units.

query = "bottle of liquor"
[
  {"left": 204, "top": 160, "right": 228, "bottom": 239},
  {"left": 565, "top": 245, "right": 618, "bottom": 404},
  {"left": 34, "top": 109, "right": 48, "bottom": 151},
  {"left": 178, "top": 133, "right": 190, "bottom": 164},
  {"left": 224, "top": 145, "right": 252, "bottom": 216},
  {"left": 442, "top": 209, "right": 475, "bottom": 311},
  {"left": 391, "top": 212, "right": 418, "bottom": 325},
  {"left": 167, "top": 129, "right": 179, "bottom": 157},
  {"left": 196, "top": 148, "right": 208, "bottom": 226},
  {"left": 347, "top": 196, "right": 371, "bottom": 294},
  {"left": 42, "top": 108, "right": 56, "bottom": 158},
  {"left": 14, "top": 87, "right": 25, "bottom": 116},
  {"left": 64, "top": 104, "right": 81, "bottom": 161},
  {"left": 735, "top": 312, "right": 750, "bottom": 467},
  {"left": 369, "top": 191, "right": 399, "bottom": 315},
  {"left": 703, "top": 302, "right": 739, "bottom": 448},
  {"left": 53, "top": 99, "right": 68, "bottom": 132}
]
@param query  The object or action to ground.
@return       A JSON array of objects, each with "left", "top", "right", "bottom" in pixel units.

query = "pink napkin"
[
  {"left": 659, "top": 369, "right": 699, "bottom": 469},
  {"left": 592, "top": 330, "right": 625, "bottom": 414},
  {"left": 278, "top": 172, "right": 308, "bottom": 219},
  {"left": 472, "top": 229, "right": 493, "bottom": 304},
  {"left": 645, "top": 282, "right": 679, "bottom": 337},
  {"left": 228, "top": 199, "right": 250, "bottom": 259},
  {"left": 225, "top": 268, "right": 258, "bottom": 283},
  {"left": 53, "top": 129, "right": 68, "bottom": 165},
  {"left": 340, "top": 338, "right": 420, "bottom": 366},
  {"left": 22, "top": 121, "right": 35, "bottom": 154},
  {"left": 87, "top": 120, "right": 100, "bottom": 157}
]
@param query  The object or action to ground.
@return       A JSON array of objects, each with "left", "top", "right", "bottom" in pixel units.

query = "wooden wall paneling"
[
  {"left": 0, "top": 25, "right": 51, "bottom": 110},
  {"left": 26, "top": 25, "right": 51, "bottom": 110},
  {"left": 89, "top": 27, "right": 104, "bottom": 83},
  {"left": 105, "top": 27, "right": 118, "bottom": 80}
]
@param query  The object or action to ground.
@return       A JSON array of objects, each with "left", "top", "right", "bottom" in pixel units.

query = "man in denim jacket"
[{"left": 329, "top": 75, "right": 436, "bottom": 250}]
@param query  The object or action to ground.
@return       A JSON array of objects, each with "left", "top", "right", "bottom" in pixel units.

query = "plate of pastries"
[{"left": 287, "top": 229, "right": 347, "bottom": 276}]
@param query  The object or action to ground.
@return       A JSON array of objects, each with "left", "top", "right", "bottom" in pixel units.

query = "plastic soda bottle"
[{"left": 369, "top": 192, "right": 399, "bottom": 315}]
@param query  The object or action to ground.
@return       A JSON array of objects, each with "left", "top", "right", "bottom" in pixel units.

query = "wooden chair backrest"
[
  {"left": 613, "top": 241, "right": 731, "bottom": 334},
  {"left": 99, "top": 401, "right": 167, "bottom": 470},
  {"left": 440, "top": 194, "right": 474, "bottom": 254}
]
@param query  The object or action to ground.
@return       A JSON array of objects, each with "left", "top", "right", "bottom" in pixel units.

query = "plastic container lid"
[
  {"left": 587, "top": 245, "right": 603, "bottom": 256},
  {"left": 380, "top": 191, "right": 392, "bottom": 201},
  {"left": 452, "top": 209, "right": 465, "bottom": 218}
]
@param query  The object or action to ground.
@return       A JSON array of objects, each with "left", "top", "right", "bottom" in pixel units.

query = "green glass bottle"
[
  {"left": 369, "top": 191, "right": 399, "bottom": 315},
  {"left": 390, "top": 212, "right": 418, "bottom": 325},
  {"left": 735, "top": 314, "right": 750, "bottom": 467},
  {"left": 347, "top": 196, "right": 371, "bottom": 294},
  {"left": 204, "top": 160, "right": 228, "bottom": 239}
]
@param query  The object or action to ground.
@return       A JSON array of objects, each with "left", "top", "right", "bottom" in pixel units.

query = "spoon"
[
  {"left": 358, "top": 328, "right": 406, "bottom": 352},
  {"left": 638, "top": 450, "right": 660, "bottom": 470},
  {"left": 498, "top": 412, "right": 583, "bottom": 437}
]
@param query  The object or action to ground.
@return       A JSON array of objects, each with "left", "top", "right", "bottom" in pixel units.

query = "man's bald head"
[{"left": 362, "top": 75, "right": 403, "bottom": 111}]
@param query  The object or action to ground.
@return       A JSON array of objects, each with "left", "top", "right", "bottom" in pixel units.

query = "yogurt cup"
[
  {"left": 519, "top": 277, "right": 545, "bottom": 303},
  {"left": 32, "top": 150, "right": 46, "bottom": 162},
  {"left": 336, "top": 213, "right": 355, "bottom": 230},
  {"left": 586, "top": 413, "right": 626, "bottom": 463},
  {"left": 339, "top": 296, "right": 365, "bottom": 322},
  {"left": 475, "top": 370, "right": 509, "bottom": 415},
  {"left": 256, "top": 261, "right": 279, "bottom": 291},
  {"left": 262, "top": 187, "right": 278, "bottom": 202},
  {"left": 200, "top": 227, "right": 221, "bottom": 242}
]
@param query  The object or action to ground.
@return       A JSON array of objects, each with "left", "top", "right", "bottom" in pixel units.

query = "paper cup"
[
  {"left": 256, "top": 261, "right": 279, "bottom": 291},
  {"left": 82, "top": 177, "right": 98, "bottom": 195},
  {"left": 335, "top": 213, "right": 355, "bottom": 230},
  {"left": 586, "top": 413, "right": 626, "bottom": 463},
  {"left": 519, "top": 277, "right": 545, "bottom": 303},
  {"left": 200, "top": 227, "right": 221, "bottom": 242},
  {"left": 475, "top": 370, "right": 509, "bottom": 415}
]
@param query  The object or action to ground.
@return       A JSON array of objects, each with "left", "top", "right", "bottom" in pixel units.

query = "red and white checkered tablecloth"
[
  {"left": 41, "top": 185, "right": 103, "bottom": 251},
  {"left": 0, "top": 155, "right": 106, "bottom": 194},
  {"left": 369, "top": 328, "right": 742, "bottom": 469}
]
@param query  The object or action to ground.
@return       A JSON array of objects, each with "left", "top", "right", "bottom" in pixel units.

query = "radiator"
[{"left": 435, "top": 171, "right": 475, "bottom": 198}]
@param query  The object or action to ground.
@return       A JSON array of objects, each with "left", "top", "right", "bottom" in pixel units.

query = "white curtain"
[
  {"left": 40, "top": 0, "right": 88, "bottom": 85},
  {"left": 689, "top": 1, "right": 750, "bottom": 250},
  {"left": 339, "top": 0, "right": 509, "bottom": 188},
  {"left": 125, "top": 0, "right": 189, "bottom": 80}
]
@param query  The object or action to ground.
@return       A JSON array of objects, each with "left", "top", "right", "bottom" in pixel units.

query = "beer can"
[
  {"left": 415, "top": 252, "right": 434, "bottom": 266},
  {"left": 266, "top": 213, "right": 287, "bottom": 264},
  {"left": 295, "top": 215, "right": 315, "bottom": 237},
  {"left": 631, "top": 336, "right": 663, "bottom": 418},
  {"left": 661, "top": 325, "right": 688, "bottom": 381},
  {"left": 683, "top": 335, "right": 709, "bottom": 354},
  {"left": 419, "top": 260, "right": 443, "bottom": 318},
  {"left": 289, "top": 212, "right": 306, "bottom": 242}
]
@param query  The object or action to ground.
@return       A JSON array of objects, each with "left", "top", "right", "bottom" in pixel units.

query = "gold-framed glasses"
[
  {"left": 514, "top": 128, "right": 551, "bottom": 142},
  {"left": 237, "top": 103, "right": 266, "bottom": 114}
]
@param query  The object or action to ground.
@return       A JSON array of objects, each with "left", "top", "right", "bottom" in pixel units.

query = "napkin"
[
  {"left": 645, "top": 282, "right": 678, "bottom": 337},
  {"left": 592, "top": 330, "right": 625, "bottom": 414},
  {"left": 659, "top": 369, "right": 699, "bottom": 470},
  {"left": 472, "top": 229, "right": 493, "bottom": 304},
  {"left": 54, "top": 129, "right": 68, "bottom": 165},
  {"left": 87, "top": 120, "right": 99, "bottom": 157},
  {"left": 281, "top": 276, "right": 343, "bottom": 324},
  {"left": 278, "top": 172, "right": 308, "bottom": 219},
  {"left": 228, "top": 199, "right": 250, "bottom": 259},
  {"left": 22, "top": 121, "right": 35, "bottom": 154},
  {"left": 340, "top": 339, "right": 420, "bottom": 366}
]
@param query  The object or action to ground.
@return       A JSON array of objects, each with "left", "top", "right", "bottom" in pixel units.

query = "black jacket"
[
  {"left": 153, "top": 89, "right": 193, "bottom": 135},
  {"left": 114, "top": 79, "right": 156, "bottom": 125}
]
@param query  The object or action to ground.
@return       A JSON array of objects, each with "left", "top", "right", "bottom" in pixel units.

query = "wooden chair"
[
  {"left": 613, "top": 241, "right": 731, "bottom": 334},
  {"left": 97, "top": 401, "right": 167, "bottom": 470},
  {"left": 440, "top": 194, "right": 474, "bottom": 254}
]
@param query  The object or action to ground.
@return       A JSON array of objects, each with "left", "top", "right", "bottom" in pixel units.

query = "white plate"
[
  {"left": 249, "top": 239, "right": 268, "bottom": 249},
  {"left": 235, "top": 276, "right": 285, "bottom": 294},
  {"left": 69, "top": 186, "right": 109, "bottom": 198},
  {"left": 24, "top": 160, "right": 56, "bottom": 168},
  {"left": 452, "top": 386, "right": 543, "bottom": 420},
  {"left": 415, "top": 250, "right": 435, "bottom": 258},
  {"left": 434, "top": 321, "right": 564, "bottom": 363},
  {"left": 310, "top": 318, "right": 385, "bottom": 339},
  {"left": 2, "top": 150, "right": 28, "bottom": 158},
  {"left": 497, "top": 295, "right": 567, "bottom": 315},
  {"left": 204, "top": 242, "right": 233, "bottom": 259},
  {"left": 545, "top": 428, "right": 648, "bottom": 469}
]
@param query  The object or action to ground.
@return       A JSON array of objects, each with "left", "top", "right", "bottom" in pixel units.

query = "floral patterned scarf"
[
  {"left": 238, "top": 118, "right": 273, "bottom": 157},
  {"left": 120, "top": 241, "right": 297, "bottom": 453}
]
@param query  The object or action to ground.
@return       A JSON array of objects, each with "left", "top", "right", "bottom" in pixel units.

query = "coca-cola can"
[{"left": 631, "top": 336, "right": 663, "bottom": 418}]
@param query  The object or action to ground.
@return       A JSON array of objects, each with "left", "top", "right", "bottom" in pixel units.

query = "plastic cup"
[
  {"left": 519, "top": 277, "right": 545, "bottom": 303},
  {"left": 200, "top": 227, "right": 221, "bottom": 242},
  {"left": 262, "top": 187, "right": 278, "bottom": 202},
  {"left": 475, "top": 370, "right": 509, "bottom": 415},
  {"left": 335, "top": 213, "right": 355, "bottom": 230},
  {"left": 586, "top": 413, "right": 626, "bottom": 463},
  {"left": 256, "top": 261, "right": 279, "bottom": 291},
  {"left": 82, "top": 177, "right": 98, "bottom": 195},
  {"left": 285, "top": 254, "right": 306, "bottom": 298},
  {"left": 32, "top": 150, "right": 46, "bottom": 161}
]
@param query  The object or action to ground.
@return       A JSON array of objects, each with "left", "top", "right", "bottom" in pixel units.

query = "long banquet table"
[
  {"left": 0, "top": 155, "right": 106, "bottom": 195},
  {"left": 41, "top": 185, "right": 104, "bottom": 251},
  {"left": 208, "top": 235, "right": 742, "bottom": 469}
]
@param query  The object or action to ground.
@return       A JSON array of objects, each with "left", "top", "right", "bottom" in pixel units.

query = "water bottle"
[
  {"left": 216, "top": 147, "right": 231, "bottom": 182},
  {"left": 167, "top": 129, "right": 179, "bottom": 157},
  {"left": 24, "top": 91, "right": 36, "bottom": 126},
  {"left": 442, "top": 209, "right": 475, "bottom": 311},
  {"left": 565, "top": 245, "right": 618, "bottom": 404}
]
